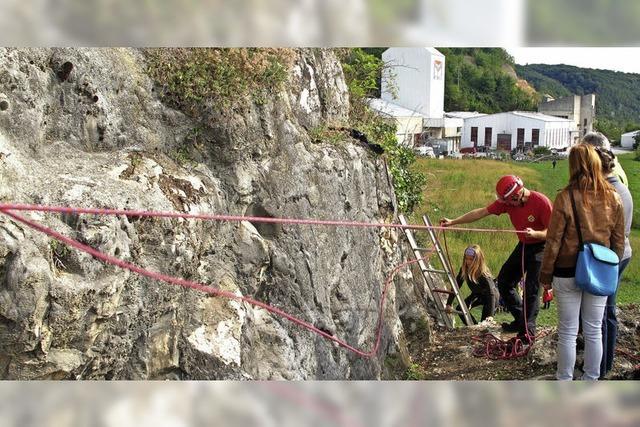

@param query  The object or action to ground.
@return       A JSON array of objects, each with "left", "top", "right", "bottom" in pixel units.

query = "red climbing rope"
[
  {"left": 616, "top": 347, "right": 640, "bottom": 371},
  {"left": 471, "top": 329, "right": 552, "bottom": 359},
  {"left": 440, "top": 227, "right": 548, "bottom": 360},
  {"left": 0, "top": 206, "right": 437, "bottom": 358},
  {"left": 0, "top": 203, "right": 527, "bottom": 234},
  {"left": 470, "top": 243, "right": 544, "bottom": 360},
  {"left": 0, "top": 202, "right": 535, "bottom": 360}
]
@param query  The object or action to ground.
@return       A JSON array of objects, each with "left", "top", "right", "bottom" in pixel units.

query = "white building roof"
[
  {"left": 445, "top": 111, "right": 487, "bottom": 119},
  {"left": 465, "top": 111, "right": 575, "bottom": 123},
  {"left": 622, "top": 130, "right": 640, "bottom": 136},
  {"left": 511, "top": 111, "right": 575, "bottom": 122},
  {"left": 368, "top": 98, "right": 424, "bottom": 118}
]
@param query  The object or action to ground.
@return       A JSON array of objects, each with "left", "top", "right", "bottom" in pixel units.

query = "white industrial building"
[
  {"left": 621, "top": 130, "right": 639, "bottom": 149},
  {"left": 381, "top": 48, "right": 445, "bottom": 119},
  {"left": 538, "top": 94, "right": 596, "bottom": 137},
  {"left": 370, "top": 47, "right": 465, "bottom": 150},
  {"left": 461, "top": 111, "right": 578, "bottom": 151},
  {"left": 371, "top": 47, "right": 581, "bottom": 154}
]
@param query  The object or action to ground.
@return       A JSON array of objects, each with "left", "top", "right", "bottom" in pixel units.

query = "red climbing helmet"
[{"left": 496, "top": 175, "right": 524, "bottom": 201}]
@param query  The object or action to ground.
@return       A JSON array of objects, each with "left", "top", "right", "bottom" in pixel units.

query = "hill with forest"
[
  {"left": 435, "top": 48, "right": 538, "bottom": 113},
  {"left": 363, "top": 48, "right": 538, "bottom": 114},
  {"left": 516, "top": 63, "right": 640, "bottom": 141}
]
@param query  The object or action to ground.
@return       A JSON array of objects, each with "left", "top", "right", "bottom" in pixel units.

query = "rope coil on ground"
[{"left": 441, "top": 228, "right": 546, "bottom": 360}]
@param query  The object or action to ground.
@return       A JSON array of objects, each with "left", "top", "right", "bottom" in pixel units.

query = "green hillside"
[
  {"left": 516, "top": 63, "right": 640, "bottom": 142},
  {"left": 437, "top": 48, "right": 538, "bottom": 113}
]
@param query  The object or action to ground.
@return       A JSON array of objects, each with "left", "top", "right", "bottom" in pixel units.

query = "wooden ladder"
[{"left": 399, "top": 213, "right": 473, "bottom": 328}]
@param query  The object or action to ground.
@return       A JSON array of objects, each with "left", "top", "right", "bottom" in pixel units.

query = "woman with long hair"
[
  {"left": 446, "top": 244, "right": 499, "bottom": 325},
  {"left": 540, "top": 143, "right": 625, "bottom": 380}
]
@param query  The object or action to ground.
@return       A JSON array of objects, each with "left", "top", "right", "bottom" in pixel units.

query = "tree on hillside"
[{"left": 438, "top": 48, "right": 538, "bottom": 113}]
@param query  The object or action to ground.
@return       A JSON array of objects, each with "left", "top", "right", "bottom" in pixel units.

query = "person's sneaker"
[{"left": 501, "top": 322, "right": 519, "bottom": 332}]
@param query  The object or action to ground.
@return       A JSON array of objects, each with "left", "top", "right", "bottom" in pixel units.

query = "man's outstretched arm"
[{"left": 440, "top": 207, "right": 490, "bottom": 227}]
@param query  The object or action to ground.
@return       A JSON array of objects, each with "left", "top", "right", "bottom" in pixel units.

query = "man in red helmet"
[{"left": 440, "top": 175, "right": 553, "bottom": 343}]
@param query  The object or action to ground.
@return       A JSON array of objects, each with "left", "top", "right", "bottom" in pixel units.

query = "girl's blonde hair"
[
  {"left": 461, "top": 244, "right": 492, "bottom": 283},
  {"left": 567, "top": 144, "right": 616, "bottom": 207}
]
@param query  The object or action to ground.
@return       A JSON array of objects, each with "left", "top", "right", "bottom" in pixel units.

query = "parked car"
[
  {"left": 415, "top": 145, "right": 436, "bottom": 158},
  {"left": 459, "top": 147, "right": 477, "bottom": 154},
  {"left": 424, "top": 138, "right": 449, "bottom": 157}
]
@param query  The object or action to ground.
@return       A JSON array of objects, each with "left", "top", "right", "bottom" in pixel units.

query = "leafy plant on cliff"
[
  {"left": 405, "top": 363, "right": 427, "bottom": 380},
  {"left": 360, "top": 117, "right": 426, "bottom": 213},
  {"left": 339, "top": 48, "right": 385, "bottom": 118},
  {"left": 50, "top": 240, "right": 70, "bottom": 272},
  {"left": 145, "top": 48, "right": 295, "bottom": 115},
  {"left": 339, "top": 48, "right": 426, "bottom": 213}
]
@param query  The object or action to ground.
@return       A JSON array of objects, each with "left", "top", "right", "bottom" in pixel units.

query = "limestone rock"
[{"left": 0, "top": 48, "right": 434, "bottom": 379}]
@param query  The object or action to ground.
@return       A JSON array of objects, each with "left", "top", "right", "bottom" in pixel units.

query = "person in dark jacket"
[
  {"left": 596, "top": 147, "right": 633, "bottom": 379},
  {"left": 446, "top": 245, "right": 499, "bottom": 325}
]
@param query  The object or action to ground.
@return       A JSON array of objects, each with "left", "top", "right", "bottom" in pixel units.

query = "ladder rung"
[
  {"left": 422, "top": 268, "right": 448, "bottom": 275},
  {"left": 432, "top": 288, "right": 454, "bottom": 295},
  {"left": 415, "top": 247, "right": 433, "bottom": 252}
]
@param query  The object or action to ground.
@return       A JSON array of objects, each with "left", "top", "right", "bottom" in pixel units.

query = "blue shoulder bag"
[{"left": 569, "top": 191, "right": 619, "bottom": 296}]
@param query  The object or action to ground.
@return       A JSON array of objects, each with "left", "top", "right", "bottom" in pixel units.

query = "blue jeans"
[{"left": 600, "top": 257, "right": 631, "bottom": 378}]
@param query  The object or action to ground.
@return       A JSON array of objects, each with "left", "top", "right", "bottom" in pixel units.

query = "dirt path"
[{"left": 407, "top": 304, "right": 640, "bottom": 380}]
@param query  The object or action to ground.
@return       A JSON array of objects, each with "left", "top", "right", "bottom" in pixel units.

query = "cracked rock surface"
[{"left": 0, "top": 48, "right": 435, "bottom": 379}]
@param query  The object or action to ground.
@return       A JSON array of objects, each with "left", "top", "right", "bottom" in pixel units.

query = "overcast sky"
[{"left": 507, "top": 48, "right": 640, "bottom": 74}]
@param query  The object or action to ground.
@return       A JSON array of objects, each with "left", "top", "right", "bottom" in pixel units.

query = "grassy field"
[{"left": 410, "top": 153, "right": 639, "bottom": 327}]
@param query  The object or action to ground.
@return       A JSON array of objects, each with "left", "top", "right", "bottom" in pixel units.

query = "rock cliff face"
[{"left": 0, "top": 48, "right": 432, "bottom": 379}]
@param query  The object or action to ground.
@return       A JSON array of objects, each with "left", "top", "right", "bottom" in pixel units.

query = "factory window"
[
  {"left": 517, "top": 128, "right": 525, "bottom": 148},
  {"left": 484, "top": 127, "right": 492, "bottom": 147},
  {"left": 532, "top": 129, "right": 540, "bottom": 146},
  {"left": 471, "top": 127, "right": 478, "bottom": 147}
]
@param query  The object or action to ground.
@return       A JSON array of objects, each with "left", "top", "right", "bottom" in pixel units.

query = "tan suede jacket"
[{"left": 540, "top": 188, "right": 625, "bottom": 284}]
